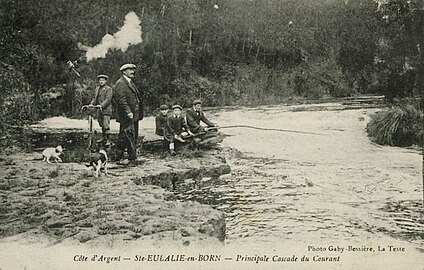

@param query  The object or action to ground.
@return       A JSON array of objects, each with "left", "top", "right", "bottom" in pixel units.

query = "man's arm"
[
  {"left": 200, "top": 112, "right": 215, "bottom": 127},
  {"left": 113, "top": 82, "right": 132, "bottom": 115},
  {"left": 99, "top": 86, "right": 113, "bottom": 110}
]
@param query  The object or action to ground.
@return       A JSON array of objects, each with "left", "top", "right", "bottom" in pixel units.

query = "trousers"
[{"left": 116, "top": 118, "right": 139, "bottom": 161}]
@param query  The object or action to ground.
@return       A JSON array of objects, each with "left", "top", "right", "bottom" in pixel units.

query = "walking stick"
[{"left": 124, "top": 120, "right": 137, "bottom": 155}]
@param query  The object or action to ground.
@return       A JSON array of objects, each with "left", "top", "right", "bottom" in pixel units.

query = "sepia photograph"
[{"left": 0, "top": 0, "right": 423, "bottom": 269}]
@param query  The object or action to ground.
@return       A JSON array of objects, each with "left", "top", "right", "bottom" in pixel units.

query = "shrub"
[{"left": 367, "top": 101, "right": 423, "bottom": 147}]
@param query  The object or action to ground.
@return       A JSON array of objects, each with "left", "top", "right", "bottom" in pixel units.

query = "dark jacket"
[
  {"left": 186, "top": 107, "right": 214, "bottom": 133},
  {"left": 155, "top": 113, "right": 168, "bottom": 136},
  {"left": 164, "top": 115, "right": 190, "bottom": 141},
  {"left": 113, "top": 76, "right": 144, "bottom": 123},
  {"left": 90, "top": 85, "right": 113, "bottom": 115}
]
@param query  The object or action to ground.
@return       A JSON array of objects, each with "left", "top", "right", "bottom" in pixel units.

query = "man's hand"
[
  {"left": 174, "top": 135, "right": 185, "bottom": 142},
  {"left": 205, "top": 126, "right": 218, "bottom": 131},
  {"left": 127, "top": 112, "right": 134, "bottom": 119},
  {"left": 188, "top": 130, "right": 194, "bottom": 136}
]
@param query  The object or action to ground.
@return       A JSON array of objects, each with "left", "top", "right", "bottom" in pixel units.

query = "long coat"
[
  {"left": 90, "top": 85, "right": 113, "bottom": 115},
  {"left": 185, "top": 107, "right": 214, "bottom": 133},
  {"left": 113, "top": 76, "right": 144, "bottom": 122}
]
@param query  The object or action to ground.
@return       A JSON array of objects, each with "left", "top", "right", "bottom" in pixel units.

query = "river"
[{"left": 176, "top": 102, "right": 423, "bottom": 250}]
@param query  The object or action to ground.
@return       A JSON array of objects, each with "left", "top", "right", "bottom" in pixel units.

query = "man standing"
[
  {"left": 113, "top": 64, "right": 143, "bottom": 165},
  {"left": 185, "top": 99, "right": 216, "bottom": 134},
  {"left": 90, "top": 74, "right": 112, "bottom": 146}
]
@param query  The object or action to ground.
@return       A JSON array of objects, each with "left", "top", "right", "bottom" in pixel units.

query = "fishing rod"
[{"left": 206, "top": 125, "right": 327, "bottom": 136}]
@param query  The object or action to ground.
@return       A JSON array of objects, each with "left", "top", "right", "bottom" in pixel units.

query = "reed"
[{"left": 367, "top": 102, "right": 423, "bottom": 147}]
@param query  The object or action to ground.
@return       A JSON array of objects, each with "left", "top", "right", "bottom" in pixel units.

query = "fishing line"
[{"left": 215, "top": 125, "right": 328, "bottom": 136}]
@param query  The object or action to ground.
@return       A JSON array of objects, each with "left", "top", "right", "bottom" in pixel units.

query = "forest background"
[{"left": 0, "top": 0, "right": 423, "bottom": 148}]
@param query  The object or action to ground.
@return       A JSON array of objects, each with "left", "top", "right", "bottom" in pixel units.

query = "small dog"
[
  {"left": 42, "top": 145, "right": 63, "bottom": 163},
  {"left": 89, "top": 149, "right": 109, "bottom": 178}
]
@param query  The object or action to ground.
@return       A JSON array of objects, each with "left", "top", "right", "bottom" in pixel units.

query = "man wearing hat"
[
  {"left": 113, "top": 64, "right": 144, "bottom": 165},
  {"left": 164, "top": 105, "right": 193, "bottom": 155},
  {"left": 185, "top": 99, "right": 216, "bottom": 134},
  {"left": 90, "top": 74, "right": 113, "bottom": 145}
]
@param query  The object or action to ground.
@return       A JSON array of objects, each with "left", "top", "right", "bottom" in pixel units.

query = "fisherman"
[
  {"left": 185, "top": 99, "right": 217, "bottom": 134},
  {"left": 113, "top": 63, "right": 144, "bottom": 166},
  {"left": 89, "top": 74, "right": 113, "bottom": 146},
  {"left": 155, "top": 104, "right": 169, "bottom": 136},
  {"left": 164, "top": 105, "right": 193, "bottom": 156}
]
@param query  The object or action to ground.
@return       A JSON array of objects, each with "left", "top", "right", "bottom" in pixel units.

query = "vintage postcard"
[{"left": 0, "top": 0, "right": 422, "bottom": 269}]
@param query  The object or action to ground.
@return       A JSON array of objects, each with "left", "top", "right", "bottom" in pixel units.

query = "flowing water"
[{"left": 175, "top": 103, "right": 423, "bottom": 249}]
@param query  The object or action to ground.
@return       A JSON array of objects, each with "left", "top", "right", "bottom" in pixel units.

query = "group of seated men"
[{"left": 155, "top": 99, "right": 217, "bottom": 155}]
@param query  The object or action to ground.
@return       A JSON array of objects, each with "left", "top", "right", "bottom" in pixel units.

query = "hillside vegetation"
[{"left": 0, "top": 0, "right": 423, "bottom": 148}]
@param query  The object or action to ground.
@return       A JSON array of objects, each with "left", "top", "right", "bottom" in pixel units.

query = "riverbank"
[
  {"left": 0, "top": 146, "right": 231, "bottom": 245},
  {"left": 1, "top": 112, "right": 232, "bottom": 246},
  {"left": 1, "top": 99, "right": 422, "bottom": 270}
]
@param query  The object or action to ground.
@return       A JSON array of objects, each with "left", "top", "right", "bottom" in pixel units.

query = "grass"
[
  {"left": 48, "top": 166, "right": 60, "bottom": 178},
  {"left": 367, "top": 101, "right": 423, "bottom": 147}
]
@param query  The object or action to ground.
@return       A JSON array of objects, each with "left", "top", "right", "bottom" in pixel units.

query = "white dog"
[
  {"left": 42, "top": 145, "right": 63, "bottom": 163},
  {"left": 89, "top": 149, "right": 108, "bottom": 178}
]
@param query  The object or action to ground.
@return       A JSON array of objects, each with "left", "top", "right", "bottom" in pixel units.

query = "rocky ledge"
[{"left": 0, "top": 147, "right": 230, "bottom": 246}]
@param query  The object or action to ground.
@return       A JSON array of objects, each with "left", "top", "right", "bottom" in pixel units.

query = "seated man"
[
  {"left": 155, "top": 104, "right": 169, "bottom": 136},
  {"left": 164, "top": 105, "right": 193, "bottom": 155},
  {"left": 185, "top": 99, "right": 216, "bottom": 134}
]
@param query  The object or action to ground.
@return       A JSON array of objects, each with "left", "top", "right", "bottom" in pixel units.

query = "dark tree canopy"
[{"left": 0, "top": 0, "right": 423, "bottom": 126}]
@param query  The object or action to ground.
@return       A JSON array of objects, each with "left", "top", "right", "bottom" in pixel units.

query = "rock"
[
  {"left": 183, "top": 240, "right": 190, "bottom": 246},
  {"left": 46, "top": 217, "right": 73, "bottom": 228},
  {"left": 75, "top": 231, "right": 93, "bottom": 243}
]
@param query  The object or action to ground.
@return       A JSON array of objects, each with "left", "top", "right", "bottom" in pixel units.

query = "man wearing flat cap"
[
  {"left": 185, "top": 99, "right": 216, "bottom": 134},
  {"left": 113, "top": 64, "right": 144, "bottom": 165},
  {"left": 90, "top": 74, "right": 113, "bottom": 145}
]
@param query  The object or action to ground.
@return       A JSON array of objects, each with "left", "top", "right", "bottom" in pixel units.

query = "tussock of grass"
[
  {"left": 48, "top": 166, "right": 60, "bottom": 178},
  {"left": 367, "top": 102, "right": 423, "bottom": 147}
]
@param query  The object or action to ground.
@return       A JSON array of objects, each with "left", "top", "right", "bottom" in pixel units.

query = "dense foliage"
[
  {"left": 366, "top": 0, "right": 424, "bottom": 147},
  {"left": 0, "top": 0, "right": 422, "bottom": 131}
]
